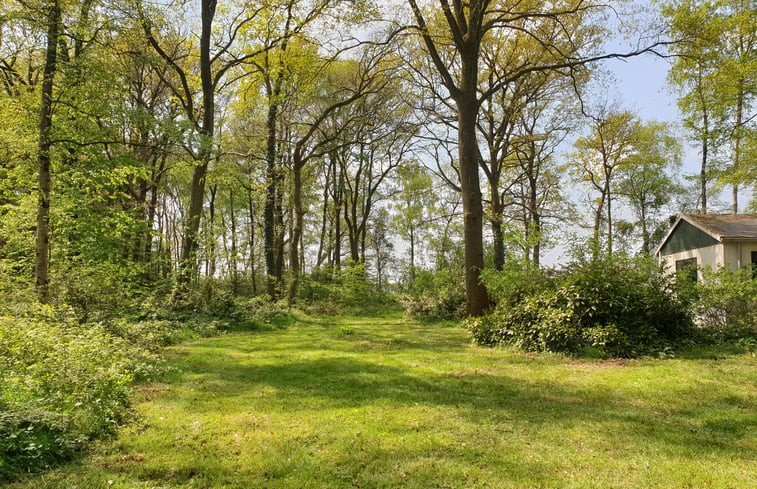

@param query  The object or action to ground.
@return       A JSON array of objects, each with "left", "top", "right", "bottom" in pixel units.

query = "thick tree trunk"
[
  {"left": 35, "top": 0, "right": 61, "bottom": 303},
  {"left": 457, "top": 58, "right": 489, "bottom": 316}
]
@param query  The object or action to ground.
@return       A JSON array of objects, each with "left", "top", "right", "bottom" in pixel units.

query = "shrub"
[
  {"left": 0, "top": 304, "right": 151, "bottom": 479},
  {"left": 481, "top": 261, "right": 553, "bottom": 308},
  {"left": 298, "top": 263, "right": 397, "bottom": 315},
  {"left": 688, "top": 267, "right": 757, "bottom": 340},
  {"left": 468, "top": 255, "right": 694, "bottom": 357},
  {"left": 402, "top": 268, "right": 466, "bottom": 320}
]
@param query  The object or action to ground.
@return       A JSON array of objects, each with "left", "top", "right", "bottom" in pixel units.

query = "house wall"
[
  {"left": 727, "top": 240, "right": 757, "bottom": 270},
  {"left": 659, "top": 244, "right": 722, "bottom": 280},
  {"left": 660, "top": 240, "right": 757, "bottom": 278}
]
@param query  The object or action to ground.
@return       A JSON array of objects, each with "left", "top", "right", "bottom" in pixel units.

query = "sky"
[{"left": 541, "top": 53, "right": 684, "bottom": 266}]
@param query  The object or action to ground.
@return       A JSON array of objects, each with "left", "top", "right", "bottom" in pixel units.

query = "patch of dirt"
[
  {"left": 133, "top": 383, "right": 171, "bottom": 400},
  {"left": 567, "top": 359, "right": 630, "bottom": 370}
]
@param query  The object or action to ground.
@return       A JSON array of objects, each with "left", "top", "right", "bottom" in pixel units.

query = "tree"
[
  {"left": 570, "top": 107, "right": 642, "bottom": 256},
  {"left": 405, "top": 0, "right": 668, "bottom": 315},
  {"left": 663, "top": 0, "right": 756, "bottom": 213},
  {"left": 617, "top": 121, "right": 683, "bottom": 254},
  {"left": 392, "top": 161, "right": 435, "bottom": 284},
  {"left": 138, "top": 0, "right": 272, "bottom": 292},
  {"left": 34, "top": 0, "right": 61, "bottom": 302}
]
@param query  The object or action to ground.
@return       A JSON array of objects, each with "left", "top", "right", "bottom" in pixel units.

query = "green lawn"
[{"left": 7, "top": 314, "right": 756, "bottom": 488}]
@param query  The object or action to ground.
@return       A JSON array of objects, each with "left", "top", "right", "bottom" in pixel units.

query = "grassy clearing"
[{"left": 6, "top": 313, "right": 756, "bottom": 488}]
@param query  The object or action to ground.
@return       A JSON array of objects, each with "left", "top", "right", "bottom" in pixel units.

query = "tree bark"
[
  {"left": 288, "top": 163, "right": 303, "bottom": 302},
  {"left": 458, "top": 61, "right": 489, "bottom": 316},
  {"left": 35, "top": 0, "right": 61, "bottom": 303},
  {"left": 177, "top": 0, "right": 216, "bottom": 289}
]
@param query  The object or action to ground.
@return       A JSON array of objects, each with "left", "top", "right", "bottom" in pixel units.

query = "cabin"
[{"left": 655, "top": 214, "right": 757, "bottom": 281}]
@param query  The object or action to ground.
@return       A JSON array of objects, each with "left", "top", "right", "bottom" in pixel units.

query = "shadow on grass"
[{"left": 165, "top": 349, "right": 754, "bottom": 458}]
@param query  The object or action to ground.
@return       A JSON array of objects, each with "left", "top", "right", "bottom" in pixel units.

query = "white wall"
[
  {"left": 660, "top": 240, "right": 757, "bottom": 279},
  {"left": 659, "top": 244, "right": 722, "bottom": 281}
]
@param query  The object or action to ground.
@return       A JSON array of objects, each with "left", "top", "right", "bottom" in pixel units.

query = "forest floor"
[{"left": 6, "top": 313, "right": 757, "bottom": 489}]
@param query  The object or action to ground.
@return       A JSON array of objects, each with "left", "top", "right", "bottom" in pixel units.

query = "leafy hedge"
[
  {"left": 680, "top": 267, "right": 757, "bottom": 340},
  {"left": 467, "top": 256, "right": 694, "bottom": 357}
]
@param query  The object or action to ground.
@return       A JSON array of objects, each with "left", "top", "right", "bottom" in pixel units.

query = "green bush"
[
  {"left": 402, "top": 268, "right": 466, "bottom": 320},
  {"left": 469, "top": 255, "right": 694, "bottom": 357},
  {"left": 481, "top": 261, "right": 553, "bottom": 308},
  {"left": 686, "top": 267, "right": 757, "bottom": 340},
  {"left": 0, "top": 304, "right": 152, "bottom": 479},
  {"left": 0, "top": 406, "right": 75, "bottom": 479}
]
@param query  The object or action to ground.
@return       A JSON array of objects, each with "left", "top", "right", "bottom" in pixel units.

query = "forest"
[{"left": 0, "top": 0, "right": 755, "bottom": 485}]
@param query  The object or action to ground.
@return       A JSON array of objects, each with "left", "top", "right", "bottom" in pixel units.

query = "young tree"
[
  {"left": 34, "top": 0, "right": 61, "bottom": 302},
  {"left": 569, "top": 107, "right": 642, "bottom": 256},
  {"left": 392, "top": 161, "right": 435, "bottom": 284},
  {"left": 663, "top": 0, "right": 756, "bottom": 213},
  {"left": 617, "top": 121, "right": 683, "bottom": 254}
]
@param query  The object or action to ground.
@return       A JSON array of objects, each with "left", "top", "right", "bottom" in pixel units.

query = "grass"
[{"left": 5, "top": 313, "right": 756, "bottom": 488}]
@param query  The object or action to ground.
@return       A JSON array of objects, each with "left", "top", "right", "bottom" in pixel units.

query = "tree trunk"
[
  {"left": 701, "top": 107, "right": 709, "bottom": 214},
  {"left": 230, "top": 188, "right": 238, "bottom": 295},
  {"left": 315, "top": 161, "right": 331, "bottom": 269},
  {"left": 177, "top": 0, "right": 216, "bottom": 290},
  {"left": 606, "top": 180, "right": 613, "bottom": 255},
  {"left": 532, "top": 213, "right": 541, "bottom": 268},
  {"left": 264, "top": 99, "right": 278, "bottom": 298},
  {"left": 731, "top": 82, "right": 743, "bottom": 214},
  {"left": 247, "top": 192, "right": 257, "bottom": 294},
  {"left": 529, "top": 171, "right": 540, "bottom": 267},
  {"left": 640, "top": 204, "right": 649, "bottom": 255},
  {"left": 457, "top": 55, "right": 489, "bottom": 316},
  {"left": 288, "top": 163, "right": 303, "bottom": 302},
  {"left": 333, "top": 164, "right": 343, "bottom": 273},
  {"left": 35, "top": 0, "right": 61, "bottom": 303},
  {"left": 409, "top": 225, "right": 416, "bottom": 284}
]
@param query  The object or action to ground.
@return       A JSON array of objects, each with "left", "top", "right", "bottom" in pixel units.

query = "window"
[
  {"left": 676, "top": 257, "right": 698, "bottom": 282},
  {"left": 752, "top": 251, "right": 757, "bottom": 279}
]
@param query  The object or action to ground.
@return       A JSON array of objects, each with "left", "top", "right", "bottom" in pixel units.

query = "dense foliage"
[
  {"left": 467, "top": 255, "right": 695, "bottom": 357},
  {"left": 681, "top": 267, "right": 757, "bottom": 339},
  {"left": 0, "top": 305, "right": 146, "bottom": 477}
]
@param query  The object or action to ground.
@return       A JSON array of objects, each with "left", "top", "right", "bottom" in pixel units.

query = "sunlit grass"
[{"left": 7, "top": 314, "right": 756, "bottom": 488}]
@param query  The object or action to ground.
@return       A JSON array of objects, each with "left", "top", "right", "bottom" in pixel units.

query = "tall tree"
[
  {"left": 663, "top": 0, "right": 756, "bottom": 213},
  {"left": 34, "top": 0, "right": 61, "bottom": 302},
  {"left": 617, "top": 121, "right": 683, "bottom": 254},
  {"left": 406, "top": 0, "right": 668, "bottom": 315},
  {"left": 138, "top": 0, "right": 270, "bottom": 292},
  {"left": 570, "top": 107, "right": 642, "bottom": 256}
]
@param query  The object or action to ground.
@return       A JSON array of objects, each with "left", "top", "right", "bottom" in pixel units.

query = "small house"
[{"left": 655, "top": 214, "right": 757, "bottom": 281}]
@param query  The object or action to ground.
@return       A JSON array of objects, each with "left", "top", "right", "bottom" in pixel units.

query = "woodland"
[{"left": 0, "top": 0, "right": 755, "bottom": 485}]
